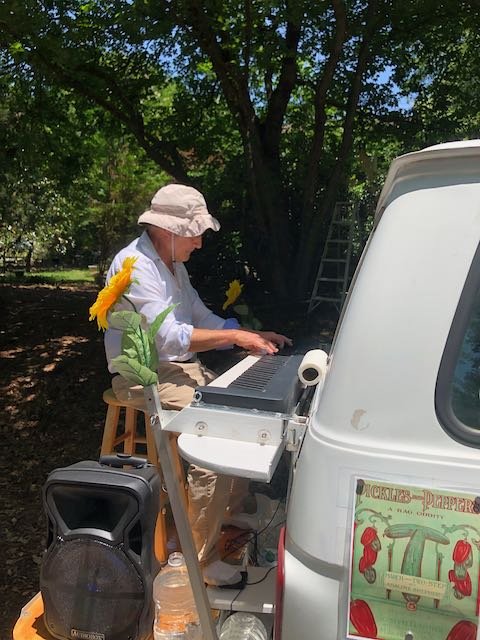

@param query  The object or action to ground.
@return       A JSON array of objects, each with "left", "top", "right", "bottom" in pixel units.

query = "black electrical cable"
[
  {"left": 245, "top": 564, "right": 277, "bottom": 585},
  {"left": 220, "top": 500, "right": 285, "bottom": 563}
]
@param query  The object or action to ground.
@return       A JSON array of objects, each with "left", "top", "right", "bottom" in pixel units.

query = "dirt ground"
[{"left": 0, "top": 282, "right": 335, "bottom": 637}]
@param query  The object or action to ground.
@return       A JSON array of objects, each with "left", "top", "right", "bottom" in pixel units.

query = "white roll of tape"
[{"left": 298, "top": 349, "right": 328, "bottom": 386}]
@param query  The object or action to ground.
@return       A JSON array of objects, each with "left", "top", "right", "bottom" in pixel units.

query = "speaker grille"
[{"left": 42, "top": 538, "right": 144, "bottom": 640}]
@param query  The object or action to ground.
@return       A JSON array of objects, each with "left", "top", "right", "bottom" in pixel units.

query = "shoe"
[
  {"left": 203, "top": 560, "right": 243, "bottom": 587},
  {"left": 224, "top": 494, "right": 279, "bottom": 531}
]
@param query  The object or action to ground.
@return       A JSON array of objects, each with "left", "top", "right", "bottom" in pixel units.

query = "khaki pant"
[{"left": 112, "top": 360, "right": 248, "bottom": 564}]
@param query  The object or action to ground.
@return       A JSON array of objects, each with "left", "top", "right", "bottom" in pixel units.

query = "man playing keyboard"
[{"left": 104, "top": 183, "right": 291, "bottom": 585}]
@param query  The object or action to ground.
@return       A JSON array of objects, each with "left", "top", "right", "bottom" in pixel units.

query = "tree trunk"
[
  {"left": 25, "top": 244, "right": 34, "bottom": 272},
  {"left": 293, "top": 0, "right": 381, "bottom": 299},
  {"left": 241, "top": 130, "right": 291, "bottom": 299}
]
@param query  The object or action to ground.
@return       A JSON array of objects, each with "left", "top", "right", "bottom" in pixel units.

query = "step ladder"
[{"left": 308, "top": 201, "right": 359, "bottom": 313}]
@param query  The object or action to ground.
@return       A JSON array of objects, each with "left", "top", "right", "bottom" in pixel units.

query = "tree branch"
[
  {"left": 243, "top": 0, "right": 252, "bottom": 78},
  {"left": 295, "top": 0, "right": 383, "bottom": 294},
  {"left": 0, "top": 19, "right": 190, "bottom": 180},
  {"left": 262, "top": 2, "right": 302, "bottom": 156},
  {"left": 301, "top": 0, "right": 347, "bottom": 225},
  {"left": 180, "top": 0, "right": 257, "bottom": 135},
  {"left": 317, "top": 0, "right": 382, "bottom": 225}
]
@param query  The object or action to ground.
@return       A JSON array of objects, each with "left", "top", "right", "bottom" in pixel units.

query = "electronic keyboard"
[{"left": 194, "top": 354, "right": 304, "bottom": 414}]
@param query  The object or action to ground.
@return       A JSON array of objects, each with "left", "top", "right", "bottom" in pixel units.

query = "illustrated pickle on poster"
[{"left": 347, "top": 478, "right": 480, "bottom": 640}]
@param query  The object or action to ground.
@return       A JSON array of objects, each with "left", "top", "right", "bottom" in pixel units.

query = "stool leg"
[
  {"left": 169, "top": 433, "right": 188, "bottom": 507},
  {"left": 124, "top": 407, "right": 138, "bottom": 455},
  {"left": 101, "top": 405, "right": 120, "bottom": 456},
  {"left": 155, "top": 508, "right": 169, "bottom": 564},
  {"left": 145, "top": 413, "right": 158, "bottom": 467}
]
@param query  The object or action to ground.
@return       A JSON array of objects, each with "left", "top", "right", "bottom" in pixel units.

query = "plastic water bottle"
[
  {"left": 153, "top": 552, "right": 201, "bottom": 640},
  {"left": 219, "top": 612, "right": 268, "bottom": 640}
]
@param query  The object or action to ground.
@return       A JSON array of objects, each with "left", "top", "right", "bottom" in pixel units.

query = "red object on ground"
[
  {"left": 349, "top": 599, "right": 377, "bottom": 638},
  {"left": 274, "top": 526, "right": 286, "bottom": 640},
  {"left": 446, "top": 619, "right": 477, "bottom": 640}
]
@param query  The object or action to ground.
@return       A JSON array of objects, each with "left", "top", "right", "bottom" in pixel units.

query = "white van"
[{"left": 277, "top": 140, "right": 480, "bottom": 640}]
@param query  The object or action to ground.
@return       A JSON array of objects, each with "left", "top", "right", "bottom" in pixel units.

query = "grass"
[{"left": 0, "top": 268, "right": 98, "bottom": 284}]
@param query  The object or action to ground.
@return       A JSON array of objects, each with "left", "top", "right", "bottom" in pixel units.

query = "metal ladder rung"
[
  {"left": 318, "top": 277, "right": 344, "bottom": 282},
  {"left": 308, "top": 201, "right": 360, "bottom": 313},
  {"left": 310, "top": 296, "right": 342, "bottom": 302}
]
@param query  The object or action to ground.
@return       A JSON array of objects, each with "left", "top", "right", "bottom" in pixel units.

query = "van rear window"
[
  {"left": 450, "top": 292, "right": 480, "bottom": 428},
  {"left": 437, "top": 245, "right": 480, "bottom": 444}
]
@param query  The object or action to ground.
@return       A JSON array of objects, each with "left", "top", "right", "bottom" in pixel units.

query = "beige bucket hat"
[{"left": 138, "top": 184, "right": 220, "bottom": 237}]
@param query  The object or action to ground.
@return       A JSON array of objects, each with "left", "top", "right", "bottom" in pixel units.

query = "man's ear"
[{"left": 148, "top": 225, "right": 168, "bottom": 241}]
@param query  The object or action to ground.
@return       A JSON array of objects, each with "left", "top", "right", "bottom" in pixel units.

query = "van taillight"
[{"left": 274, "top": 526, "right": 286, "bottom": 640}]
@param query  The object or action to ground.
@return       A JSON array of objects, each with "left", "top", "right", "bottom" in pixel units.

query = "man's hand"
[
  {"left": 257, "top": 331, "right": 293, "bottom": 350},
  {"left": 189, "top": 327, "right": 292, "bottom": 354},
  {"left": 233, "top": 330, "right": 279, "bottom": 354},
  {"left": 233, "top": 329, "right": 293, "bottom": 354}
]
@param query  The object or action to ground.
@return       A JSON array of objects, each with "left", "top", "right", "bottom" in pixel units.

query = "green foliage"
[
  {"left": 109, "top": 304, "right": 176, "bottom": 386},
  {"left": 109, "top": 355, "right": 158, "bottom": 387},
  {"left": 0, "top": 0, "right": 478, "bottom": 299},
  {"left": 0, "top": 269, "right": 96, "bottom": 285}
]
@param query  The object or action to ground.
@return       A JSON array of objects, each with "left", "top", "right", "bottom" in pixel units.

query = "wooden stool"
[{"left": 101, "top": 388, "right": 186, "bottom": 564}]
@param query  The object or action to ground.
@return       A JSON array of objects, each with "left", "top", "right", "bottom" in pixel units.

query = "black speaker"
[{"left": 40, "top": 456, "right": 160, "bottom": 640}]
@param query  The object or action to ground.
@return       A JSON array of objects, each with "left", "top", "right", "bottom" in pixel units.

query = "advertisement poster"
[{"left": 347, "top": 478, "right": 480, "bottom": 640}]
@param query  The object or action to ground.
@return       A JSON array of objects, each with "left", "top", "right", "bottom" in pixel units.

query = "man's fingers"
[
  {"left": 257, "top": 338, "right": 277, "bottom": 354},
  {"left": 273, "top": 335, "right": 293, "bottom": 349},
  {"left": 262, "top": 340, "right": 277, "bottom": 354}
]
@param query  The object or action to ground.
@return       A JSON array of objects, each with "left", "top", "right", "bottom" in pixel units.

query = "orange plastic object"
[
  {"left": 12, "top": 592, "right": 153, "bottom": 640},
  {"left": 12, "top": 593, "right": 51, "bottom": 640}
]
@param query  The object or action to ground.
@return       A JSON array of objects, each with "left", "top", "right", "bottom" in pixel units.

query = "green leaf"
[
  {"left": 122, "top": 329, "right": 150, "bottom": 367},
  {"left": 122, "top": 347, "right": 138, "bottom": 360},
  {"left": 109, "top": 310, "right": 142, "bottom": 332},
  {"left": 9, "top": 42, "right": 24, "bottom": 55},
  {"left": 111, "top": 355, "right": 158, "bottom": 387},
  {"left": 148, "top": 304, "right": 177, "bottom": 341},
  {"left": 149, "top": 341, "right": 159, "bottom": 371}
]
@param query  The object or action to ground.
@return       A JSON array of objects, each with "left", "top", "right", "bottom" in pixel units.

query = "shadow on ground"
[{"left": 0, "top": 283, "right": 337, "bottom": 637}]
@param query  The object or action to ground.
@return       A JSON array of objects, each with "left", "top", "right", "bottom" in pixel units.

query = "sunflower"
[
  {"left": 89, "top": 256, "right": 138, "bottom": 330},
  {"left": 222, "top": 279, "right": 243, "bottom": 311}
]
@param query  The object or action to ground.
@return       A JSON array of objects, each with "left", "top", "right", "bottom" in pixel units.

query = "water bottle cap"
[{"left": 168, "top": 552, "right": 185, "bottom": 567}]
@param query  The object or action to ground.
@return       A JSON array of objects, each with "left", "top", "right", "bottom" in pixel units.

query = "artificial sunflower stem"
[{"left": 122, "top": 295, "right": 138, "bottom": 313}]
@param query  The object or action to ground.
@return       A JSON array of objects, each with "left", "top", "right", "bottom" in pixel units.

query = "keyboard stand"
[
  {"left": 144, "top": 385, "right": 220, "bottom": 640},
  {"left": 178, "top": 433, "right": 285, "bottom": 481},
  {"left": 164, "top": 400, "right": 299, "bottom": 481},
  {"left": 145, "top": 384, "right": 310, "bottom": 638}
]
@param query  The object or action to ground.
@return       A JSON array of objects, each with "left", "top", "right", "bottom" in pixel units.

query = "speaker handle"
[{"left": 99, "top": 453, "right": 152, "bottom": 468}]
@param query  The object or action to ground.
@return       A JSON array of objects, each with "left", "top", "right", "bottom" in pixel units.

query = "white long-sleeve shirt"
[{"left": 104, "top": 231, "right": 226, "bottom": 372}]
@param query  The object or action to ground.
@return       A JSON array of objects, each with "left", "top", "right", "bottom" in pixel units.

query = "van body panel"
[
  {"left": 314, "top": 183, "right": 480, "bottom": 454},
  {"left": 282, "top": 141, "right": 480, "bottom": 639},
  {"left": 282, "top": 549, "right": 340, "bottom": 640}
]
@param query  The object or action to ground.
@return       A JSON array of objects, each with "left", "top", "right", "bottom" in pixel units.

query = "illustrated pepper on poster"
[
  {"left": 453, "top": 540, "right": 473, "bottom": 566},
  {"left": 359, "top": 527, "right": 381, "bottom": 583},
  {"left": 449, "top": 540, "right": 473, "bottom": 599},
  {"left": 445, "top": 619, "right": 477, "bottom": 640},
  {"left": 349, "top": 599, "right": 378, "bottom": 638}
]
